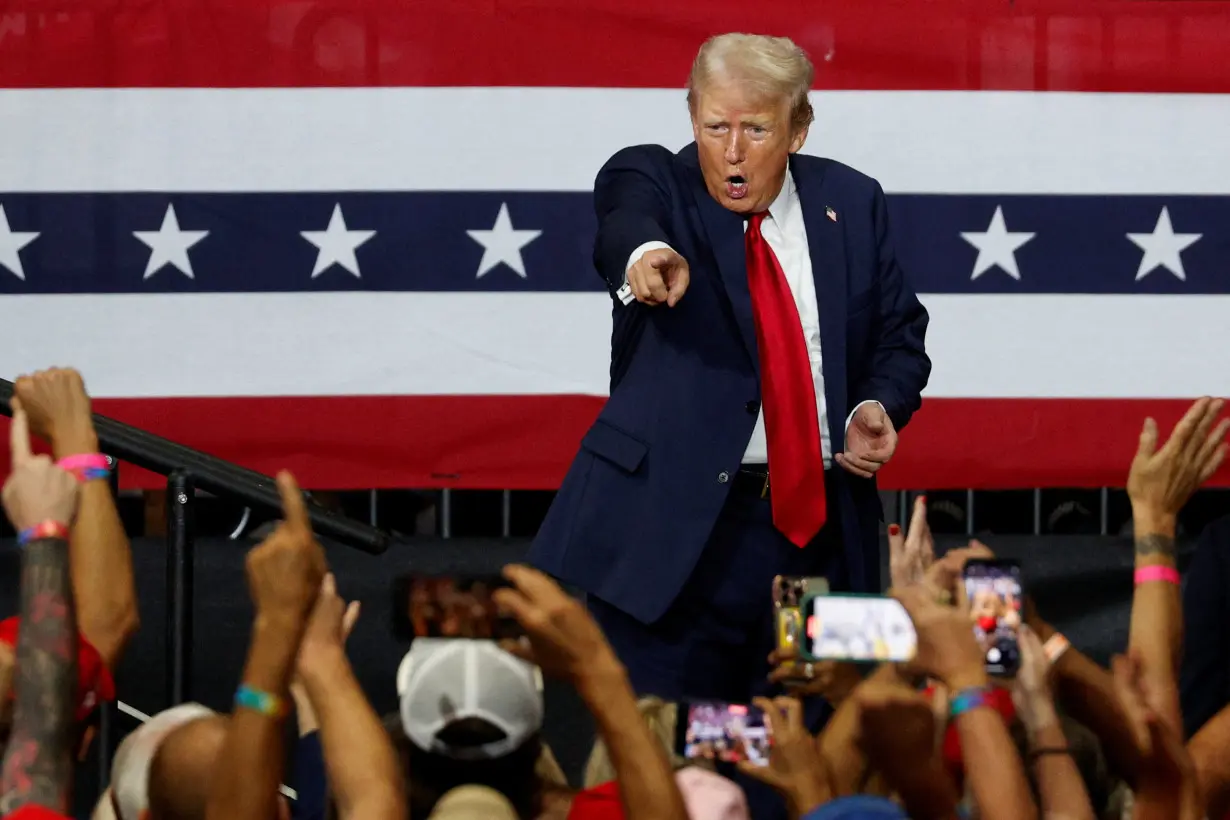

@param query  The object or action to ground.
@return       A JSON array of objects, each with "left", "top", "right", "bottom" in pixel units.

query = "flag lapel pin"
[{"left": 825, "top": 206, "right": 837, "bottom": 222}]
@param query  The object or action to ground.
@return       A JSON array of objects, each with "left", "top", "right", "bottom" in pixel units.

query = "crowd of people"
[{"left": 0, "top": 362, "right": 1227, "bottom": 820}]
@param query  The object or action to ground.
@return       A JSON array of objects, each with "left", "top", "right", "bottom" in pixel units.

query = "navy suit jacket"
[{"left": 528, "top": 142, "right": 931, "bottom": 624}]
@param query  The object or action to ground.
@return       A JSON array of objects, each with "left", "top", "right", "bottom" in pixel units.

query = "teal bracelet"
[
  {"left": 234, "top": 684, "right": 288, "bottom": 718},
  {"left": 949, "top": 686, "right": 990, "bottom": 719}
]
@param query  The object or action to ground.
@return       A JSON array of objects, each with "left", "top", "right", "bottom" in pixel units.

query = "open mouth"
[{"left": 725, "top": 175, "right": 748, "bottom": 199}]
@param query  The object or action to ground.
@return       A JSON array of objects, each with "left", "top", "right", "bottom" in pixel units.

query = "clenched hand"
[{"left": 837, "top": 403, "right": 897, "bottom": 479}]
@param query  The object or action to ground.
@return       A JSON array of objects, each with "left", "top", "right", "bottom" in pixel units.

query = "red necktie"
[{"left": 744, "top": 211, "right": 827, "bottom": 547}]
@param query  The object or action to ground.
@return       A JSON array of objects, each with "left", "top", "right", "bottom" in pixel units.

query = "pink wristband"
[
  {"left": 55, "top": 453, "right": 111, "bottom": 482},
  {"left": 1134, "top": 565, "right": 1180, "bottom": 586}
]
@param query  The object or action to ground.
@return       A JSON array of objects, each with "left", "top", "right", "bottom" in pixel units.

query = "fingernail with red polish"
[{"left": 888, "top": 524, "right": 901, "bottom": 536}]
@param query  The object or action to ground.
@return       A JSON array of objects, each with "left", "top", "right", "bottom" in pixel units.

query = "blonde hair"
[
  {"left": 583, "top": 697, "right": 702, "bottom": 787},
  {"left": 686, "top": 33, "right": 816, "bottom": 134}
]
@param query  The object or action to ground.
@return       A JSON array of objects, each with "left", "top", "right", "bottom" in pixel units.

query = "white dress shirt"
[{"left": 618, "top": 170, "right": 879, "bottom": 468}]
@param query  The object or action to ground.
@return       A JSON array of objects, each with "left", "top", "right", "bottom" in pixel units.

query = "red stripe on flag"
[
  {"left": 0, "top": 1, "right": 1228, "bottom": 92},
  {"left": 0, "top": 396, "right": 1225, "bottom": 491}
]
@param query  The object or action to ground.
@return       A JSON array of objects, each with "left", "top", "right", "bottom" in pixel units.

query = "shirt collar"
[{"left": 765, "top": 166, "right": 797, "bottom": 226}]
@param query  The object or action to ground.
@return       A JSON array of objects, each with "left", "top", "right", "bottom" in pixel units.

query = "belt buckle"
[{"left": 760, "top": 472, "right": 770, "bottom": 499}]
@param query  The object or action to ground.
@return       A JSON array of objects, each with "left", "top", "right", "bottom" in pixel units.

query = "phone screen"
[
  {"left": 802, "top": 595, "right": 917, "bottom": 663},
  {"left": 677, "top": 701, "right": 772, "bottom": 766},
  {"left": 962, "top": 560, "right": 1023, "bottom": 676},
  {"left": 392, "top": 574, "right": 522, "bottom": 642}
]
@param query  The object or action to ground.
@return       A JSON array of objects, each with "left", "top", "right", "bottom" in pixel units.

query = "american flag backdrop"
[{"left": 0, "top": 0, "right": 1227, "bottom": 491}]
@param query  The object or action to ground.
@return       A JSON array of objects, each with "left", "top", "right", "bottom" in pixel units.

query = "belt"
[
  {"left": 732, "top": 464, "right": 772, "bottom": 499},
  {"left": 732, "top": 463, "right": 835, "bottom": 500}
]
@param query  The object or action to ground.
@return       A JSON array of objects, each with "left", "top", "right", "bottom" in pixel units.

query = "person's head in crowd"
[
  {"left": 94, "top": 703, "right": 225, "bottom": 820},
  {"left": 674, "top": 766, "right": 751, "bottom": 820},
  {"left": 94, "top": 702, "right": 293, "bottom": 820},
  {"left": 426, "top": 784, "right": 518, "bottom": 820},
  {"left": 583, "top": 696, "right": 683, "bottom": 787},
  {"left": 394, "top": 639, "right": 546, "bottom": 820}
]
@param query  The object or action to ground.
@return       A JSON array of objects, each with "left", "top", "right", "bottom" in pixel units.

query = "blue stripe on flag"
[{"left": 0, "top": 193, "right": 1224, "bottom": 294}]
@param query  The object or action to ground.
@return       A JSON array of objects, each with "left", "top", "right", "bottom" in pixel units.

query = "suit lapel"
[
  {"left": 681, "top": 144, "right": 760, "bottom": 376},
  {"left": 793, "top": 154, "right": 850, "bottom": 426}
]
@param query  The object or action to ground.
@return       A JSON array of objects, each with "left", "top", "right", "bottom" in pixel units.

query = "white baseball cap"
[
  {"left": 107, "top": 703, "right": 218, "bottom": 820},
  {"left": 397, "top": 639, "right": 543, "bottom": 761}
]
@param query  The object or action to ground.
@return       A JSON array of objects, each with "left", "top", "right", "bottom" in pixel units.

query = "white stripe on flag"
[
  {"left": 0, "top": 293, "right": 1225, "bottom": 399},
  {"left": 1, "top": 89, "right": 1227, "bottom": 194}
]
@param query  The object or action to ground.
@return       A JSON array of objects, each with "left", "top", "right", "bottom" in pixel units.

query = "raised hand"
[
  {"left": 492, "top": 564, "right": 618, "bottom": 685},
  {"left": 1128, "top": 397, "right": 1228, "bottom": 519},
  {"left": 2, "top": 398, "right": 79, "bottom": 533},
  {"left": 244, "top": 472, "right": 327, "bottom": 628},
  {"left": 888, "top": 495, "right": 935, "bottom": 590},
  {"left": 737, "top": 696, "right": 831, "bottom": 816},
  {"left": 627, "top": 247, "right": 690, "bottom": 307},
  {"left": 13, "top": 368, "right": 96, "bottom": 456},
  {"left": 767, "top": 648, "right": 862, "bottom": 705},
  {"left": 297, "top": 573, "right": 360, "bottom": 672},
  {"left": 837, "top": 402, "right": 897, "bottom": 479},
  {"left": 1011, "top": 625, "right": 1058, "bottom": 735},
  {"left": 921, "top": 540, "right": 995, "bottom": 604},
  {"left": 893, "top": 584, "right": 986, "bottom": 691}
]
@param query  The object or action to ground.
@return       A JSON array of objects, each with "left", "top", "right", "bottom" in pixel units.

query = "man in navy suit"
[{"left": 529, "top": 33, "right": 930, "bottom": 712}]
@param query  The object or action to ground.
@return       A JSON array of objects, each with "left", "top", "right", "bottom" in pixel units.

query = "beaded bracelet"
[
  {"left": 234, "top": 684, "right": 288, "bottom": 719},
  {"left": 17, "top": 520, "right": 70, "bottom": 546},
  {"left": 55, "top": 453, "right": 112, "bottom": 483}
]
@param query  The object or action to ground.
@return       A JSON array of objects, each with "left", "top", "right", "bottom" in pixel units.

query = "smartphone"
[
  {"left": 675, "top": 700, "right": 772, "bottom": 767},
  {"left": 773, "top": 575, "right": 830, "bottom": 651},
  {"left": 962, "top": 558, "right": 1023, "bottom": 677},
  {"left": 392, "top": 573, "right": 522, "bottom": 642},
  {"left": 797, "top": 592, "right": 917, "bottom": 663}
]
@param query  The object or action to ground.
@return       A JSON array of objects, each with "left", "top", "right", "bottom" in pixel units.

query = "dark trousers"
[{"left": 587, "top": 471, "right": 849, "bottom": 820}]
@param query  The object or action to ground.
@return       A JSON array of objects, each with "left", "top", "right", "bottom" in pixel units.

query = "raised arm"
[
  {"left": 205, "top": 472, "right": 326, "bottom": 820},
  {"left": 16, "top": 369, "right": 139, "bottom": 670},
  {"left": 0, "top": 399, "right": 82, "bottom": 816},
  {"left": 297, "top": 576, "right": 404, "bottom": 820},
  {"left": 495, "top": 565, "right": 689, "bottom": 820},
  {"left": 592, "top": 145, "right": 675, "bottom": 293}
]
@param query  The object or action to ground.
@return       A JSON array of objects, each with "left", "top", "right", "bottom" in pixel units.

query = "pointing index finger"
[
  {"left": 8, "top": 397, "right": 32, "bottom": 468},
  {"left": 275, "top": 470, "right": 310, "bottom": 531}
]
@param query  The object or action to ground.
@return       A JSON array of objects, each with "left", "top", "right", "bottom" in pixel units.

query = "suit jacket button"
[
  {"left": 745, "top": 400, "right": 760, "bottom": 414},
  {"left": 717, "top": 471, "right": 730, "bottom": 483}
]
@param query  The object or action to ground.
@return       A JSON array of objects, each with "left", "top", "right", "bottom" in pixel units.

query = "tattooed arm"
[
  {"left": 0, "top": 536, "right": 79, "bottom": 815},
  {"left": 1130, "top": 530, "right": 1182, "bottom": 704},
  {"left": 1125, "top": 399, "right": 1227, "bottom": 732}
]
